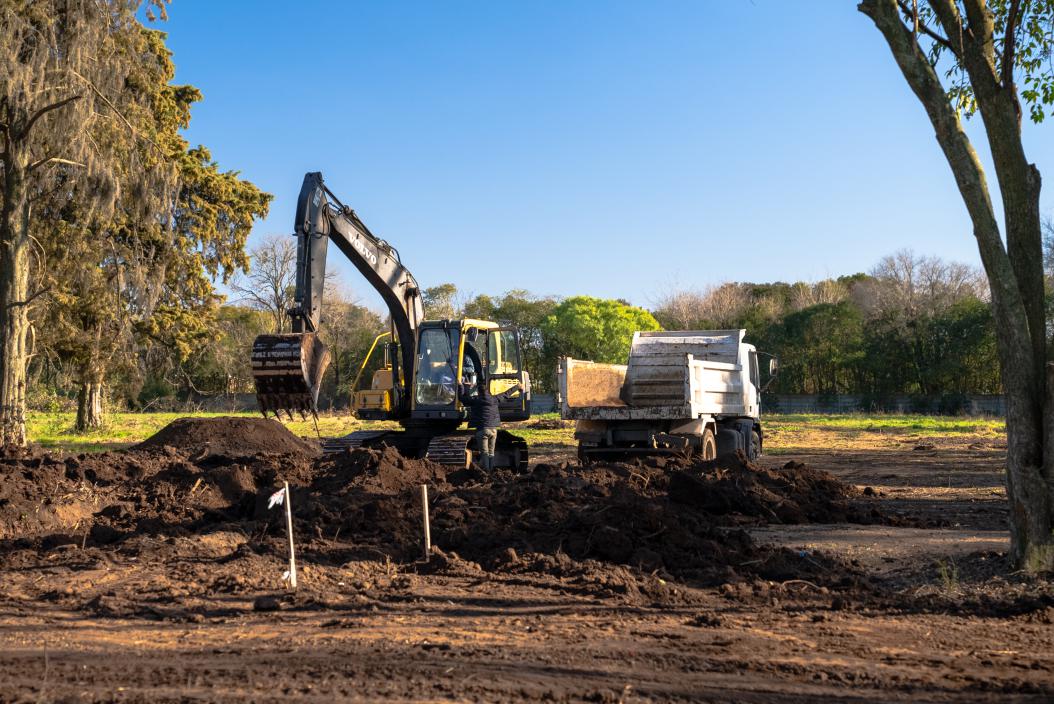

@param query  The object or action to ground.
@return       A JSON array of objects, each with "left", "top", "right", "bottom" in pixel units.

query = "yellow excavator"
[{"left": 250, "top": 172, "right": 532, "bottom": 468}]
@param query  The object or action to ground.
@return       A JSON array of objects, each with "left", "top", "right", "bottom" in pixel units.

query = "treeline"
[
  {"left": 653, "top": 251, "right": 1002, "bottom": 404},
  {"left": 30, "top": 244, "right": 1009, "bottom": 413},
  {"left": 422, "top": 249, "right": 1005, "bottom": 403}
]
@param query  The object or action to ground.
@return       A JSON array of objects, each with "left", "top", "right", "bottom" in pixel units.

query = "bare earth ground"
[{"left": 1, "top": 420, "right": 1052, "bottom": 703}]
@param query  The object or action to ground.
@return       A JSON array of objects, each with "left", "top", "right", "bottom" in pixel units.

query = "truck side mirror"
[{"left": 769, "top": 358, "right": 779, "bottom": 376}]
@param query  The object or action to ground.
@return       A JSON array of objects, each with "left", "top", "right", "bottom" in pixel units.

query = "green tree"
[
  {"left": 32, "top": 28, "right": 270, "bottom": 428},
  {"left": 861, "top": 0, "right": 1054, "bottom": 569},
  {"left": 542, "top": 296, "right": 662, "bottom": 368},
  {"left": 1, "top": 0, "right": 173, "bottom": 444},
  {"left": 464, "top": 290, "right": 558, "bottom": 390},
  {"left": 318, "top": 285, "right": 386, "bottom": 408},
  {"left": 174, "top": 305, "right": 271, "bottom": 401},
  {"left": 770, "top": 302, "right": 865, "bottom": 395},
  {"left": 422, "top": 283, "right": 461, "bottom": 320}
]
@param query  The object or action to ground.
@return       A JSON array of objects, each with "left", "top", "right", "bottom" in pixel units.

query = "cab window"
[
  {"left": 487, "top": 329, "right": 520, "bottom": 376},
  {"left": 415, "top": 328, "right": 459, "bottom": 405}
]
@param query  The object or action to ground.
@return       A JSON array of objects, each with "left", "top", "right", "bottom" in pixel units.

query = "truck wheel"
[
  {"left": 749, "top": 431, "right": 761, "bottom": 461},
  {"left": 701, "top": 428, "right": 717, "bottom": 460}
]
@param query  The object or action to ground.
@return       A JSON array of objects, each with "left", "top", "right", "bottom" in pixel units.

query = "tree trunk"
[
  {"left": 860, "top": 0, "right": 1054, "bottom": 571},
  {"left": 0, "top": 144, "right": 29, "bottom": 448},
  {"left": 76, "top": 379, "right": 104, "bottom": 431},
  {"left": 0, "top": 241, "right": 29, "bottom": 447}
]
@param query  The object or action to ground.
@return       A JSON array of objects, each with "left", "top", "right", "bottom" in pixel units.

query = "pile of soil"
[
  {"left": 0, "top": 417, "right": 318, "bottom": 541},
  {"left": 134, "top": 417, "right": 320, "bottom": 459},
  {"left": 275, "top": 449, "right": 875, "bottom": 590},
  {"left": 1, "top": 420, "right": 880, "bottom": 596}
]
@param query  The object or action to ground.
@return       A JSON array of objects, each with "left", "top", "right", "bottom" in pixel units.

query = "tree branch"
[
  {"left": 21, "top": 95, "right": 82, "bottom": 138},
  {"left": 896, "top": 0, "right": 957, "bottom": 54},
  {"left": 5, "top": 286, "right": 51, "bottom": 309},
  {"left": 929, "top": 0, "right": 968, "bottom": 57},
  {"left": 70, "top": 70, "right": 165, "bottom": 157},
  {"left": 961, "top": 0, "right": 997, "bottom": 65},
  {"left": 26, "top": 156, "right": 86, "bottom": 173},
  {"left": 1002, "top": 0, "right": 1022, "bottom": 86},
  {"left": 1001, "top": 0, "right": 1023, "bottom": 122}
]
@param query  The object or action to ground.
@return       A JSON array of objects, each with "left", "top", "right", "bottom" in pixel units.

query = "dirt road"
[{"left": 0, "top": 419, "right": 1050, "bottom": 703}]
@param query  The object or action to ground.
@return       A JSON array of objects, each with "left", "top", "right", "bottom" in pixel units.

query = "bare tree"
[
  {"left": 652, "top": 287, "right": 709, "bottom": 329},
  {"left": 653, "top": 283, "right": 753, "bottom": 330},
  {"left": 232, "top": 235, "right": 298, "bottom": 333},
  {"left": 861, "top": 249, "right": 987, "bottom": 319},
  {"left": 790, "top": 279, "right": 849, "bottom": 311},
  {"left": 861, "top": 0, "right": 1054, "bottom": 570}
]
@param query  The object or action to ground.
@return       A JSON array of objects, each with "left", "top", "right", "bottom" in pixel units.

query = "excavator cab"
[
  {"left": 409, "top": 320, "right": 530, "bottom": 422},
  {"left": 349, "top": 321, "right": 531, "bottom": 425}
]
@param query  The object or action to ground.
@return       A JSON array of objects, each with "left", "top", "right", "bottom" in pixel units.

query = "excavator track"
[
  {"left": 425, "top": 432, "right": 473, "bottom": 468},
  {"left": 321, "top": 430, "right": 391, "bottom": 454}
]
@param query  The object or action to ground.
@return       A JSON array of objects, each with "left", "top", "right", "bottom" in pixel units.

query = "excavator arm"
[{"left": 251, "top": 172, "right": 424, "bottom": 417}]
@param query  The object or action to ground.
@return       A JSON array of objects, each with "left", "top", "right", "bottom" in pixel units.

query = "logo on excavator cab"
[{"left": 353, "top": 237, "right": 378, "bottom": 265}]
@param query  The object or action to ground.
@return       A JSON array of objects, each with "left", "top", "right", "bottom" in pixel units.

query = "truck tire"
[
  {"left": 749, "top": 430, "right": 761, "bottom": 461},
  {"left": 701, "top": 428, "right": 717, "bottom": 460}
]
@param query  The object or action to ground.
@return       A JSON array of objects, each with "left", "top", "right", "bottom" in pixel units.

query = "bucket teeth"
[{"left": 251, "top": 333, "right": 331, "bottom": 418}]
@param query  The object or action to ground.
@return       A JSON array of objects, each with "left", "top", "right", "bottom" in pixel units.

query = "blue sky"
[{"left": 157, "top": 1, "right": 1053, "bottom": 310}]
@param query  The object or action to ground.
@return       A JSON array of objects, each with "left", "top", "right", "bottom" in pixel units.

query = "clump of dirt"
[
  {"left": 135, "top": 417, "right": 320, "bottom": 459},
  {"left": 318, "top": 445, "right": 446, "bottom": 493}
]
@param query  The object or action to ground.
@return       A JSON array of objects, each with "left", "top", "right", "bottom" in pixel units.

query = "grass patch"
[
  {"left": 766, "top": 413, "right": 1005, "bottom": 436},
  {"left": 26, "top": 410, "right": 396, "bottom": 453},
  {"left": 27, "top": 409, "right": 1005, "bottom": 455},
  {"left": 26, "top": 410, "right": 573, "bottom": 453}
]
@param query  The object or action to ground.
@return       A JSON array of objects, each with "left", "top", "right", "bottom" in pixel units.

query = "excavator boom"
[{"left": 251, "top": 173, "right": 424, "bottom": 417}]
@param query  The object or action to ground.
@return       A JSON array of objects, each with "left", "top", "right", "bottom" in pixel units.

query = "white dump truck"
[{"left": 557, "top": 330, "right": 774, "bottom": 461}]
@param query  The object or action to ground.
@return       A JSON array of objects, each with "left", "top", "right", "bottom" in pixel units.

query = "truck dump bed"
[{"left": 559, "top": 330, "right": 748, "bottom": 421}]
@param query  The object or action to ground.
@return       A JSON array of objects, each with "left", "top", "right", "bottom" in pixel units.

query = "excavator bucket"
[{"left": 251, "top": 333, "right": 332, "bottom": 418}]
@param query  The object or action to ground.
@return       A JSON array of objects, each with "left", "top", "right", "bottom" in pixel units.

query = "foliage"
[
  {"left": 464, "top": 289, "right": 558, "bottom": 391},
  {"left": 8, "top": 11, "right": 269, "bottom": 427},
  {"left": 542, "top": 296, "right": 662, "bottom": 366},
  {"left": 422, "top": 283, "right": 461, "bottom": 320},
  {"left": 318, "top": 292, "right": 386, "bottom": 408}
]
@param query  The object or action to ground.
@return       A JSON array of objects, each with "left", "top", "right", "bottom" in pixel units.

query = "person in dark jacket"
[{"left": 459, "top": 374, "right": 521, "bottom": 471}]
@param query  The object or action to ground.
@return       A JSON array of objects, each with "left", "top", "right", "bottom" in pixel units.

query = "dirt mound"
[
  {"left": 0, "top": 441, "right": 879, "bottom": 600},
  {"left": 668, "top": 457, "right": 872, "bottom": 524},
  {"left": 318, "top": 445, "right": 446, "bottom": 493},
  {"left": 135, "top": 417, "right": 320, "bottom": 459},
  {"left": 272, "top": 448, "right": 872, "bottom": 591}
]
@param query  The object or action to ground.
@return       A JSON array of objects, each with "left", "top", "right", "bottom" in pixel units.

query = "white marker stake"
[
  {"left": 284, "top": 481, "right": 297, "bottom": 590},
  {"left": 420, "top": 484, "right": 431, "bottom": 561}
]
